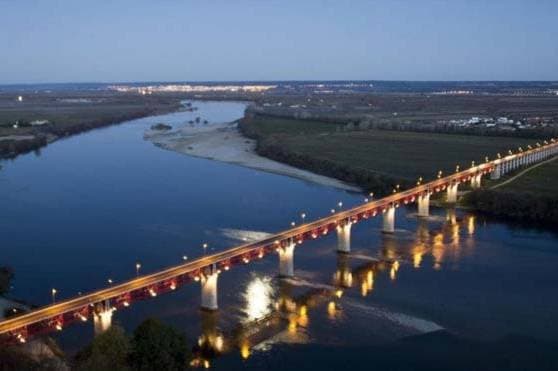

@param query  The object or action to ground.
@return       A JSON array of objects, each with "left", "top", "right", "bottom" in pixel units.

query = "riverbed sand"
[{"left": 144, "top": 122, "right": 361, "bottom": 192}]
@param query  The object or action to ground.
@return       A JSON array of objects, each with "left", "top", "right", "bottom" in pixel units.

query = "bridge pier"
[
  {"left": 490, "top": 163, "right": 501, "bottom": 180},
  {"left": 382, "top": 205, "right": 395, "bottom": 233},
  {"left": 93, "top": 300, "right": 113, "bottom": 335},
  {"left": 470, "top": 173, "right": 482, "bottom": 189},
  {"left": 278, "top": 240, "right": 295, "bottom": 278},
  {"left": 201, "top": 264, "right": 219, "bottom": 311},
  {"left": 417, "top": 193, "right": 430, "bottom": 217},
  {"left": 446, "top": 183, "right": 458, "bottom": 203},
  {"left": 336, "top": 220, "right": 352, "bottom": 253}
]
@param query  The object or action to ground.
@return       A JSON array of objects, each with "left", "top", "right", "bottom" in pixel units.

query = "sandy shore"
[{"left": 144, "top": 121, "right": 361, "bottom": 192}]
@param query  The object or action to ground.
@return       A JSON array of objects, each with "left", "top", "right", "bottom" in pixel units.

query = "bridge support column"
[
  {"left": 446, "top": 183, "right": 458, "bottom": 203},
  {"left": 278, "top": 240, "right": 295, "bottom": 278},
  {"left": 93, "top": 300, "right": 113, "bottom": 335},
  {"left": 470, "top": 173, "right": 482, "bottom": 189},
  {"left": 490, "top": 164, "right": 501, "bottom": 180},
  {"left": 336, "top": 221, "right": 352, "bottom": 253},
  {"left": 201, "top": 264, "right": 219, "bottom": 311},
  {"left": 382, "top": 205, "right": 395, "bottom": 234},
  {"left": 417, "top": 193, "right": 430, "bottom": 217}
]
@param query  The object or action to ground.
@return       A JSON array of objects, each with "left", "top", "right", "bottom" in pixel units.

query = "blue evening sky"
[{"left": 1, "top": 0, "right": 557, "bottom": 83}]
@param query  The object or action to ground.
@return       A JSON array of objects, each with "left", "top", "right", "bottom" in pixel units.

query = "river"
[{"left": 1, "top": 101, "right": 558, "bottom": 367}]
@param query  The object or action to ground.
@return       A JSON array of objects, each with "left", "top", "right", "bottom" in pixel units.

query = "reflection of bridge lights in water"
[
  {"left": 360, "top": 270, "right": 374, "bottom": 297},
  {"left": 412, "top": 243, "right": 427, "bottom": 269},
  {"left": 242, "top": 275, "right": 275, "bottom": 322},
  {"left": 240, "top": 340, "right": 251, "bottom": 359},
  {"left": 390, "top": 261, "right": 400, "bottom": 280},
  {"left": 467, "top": 215, "right": 476, "bottom": 235}
]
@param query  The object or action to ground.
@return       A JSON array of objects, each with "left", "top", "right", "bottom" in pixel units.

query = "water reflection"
[
  {"left": 186, "top": 211, "right": 484, "bottom": 367},
  {"left": 241, "top": 275, "right": 275, "bottom": 322}
]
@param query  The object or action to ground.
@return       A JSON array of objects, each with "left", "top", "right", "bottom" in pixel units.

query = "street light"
[
  {"left": 182, "top": 255, "right": 188, "bottom": 261},
  {"left": 337, "top": 201, "right": 343, "bottom": 208},
  {"left": 136, "top": 263, "right": 141, "bottom": 277},
  {"left": 107, "top": 278, "right": 113, "bottom": 286},
  {"left": 437, "top": 170, "right": 443, "bottom": 179},
  {"left": 330, "top": 209, "right": 336, "bottom": 214},
  {"left": 301, "top": 213, "right": 306, "bottom": 222},
  {"left": 290, "top": 221, "right": 296, "bottom": 227},
  {"left": 51, "top": 288, "right": 57, "bottom": 303}
]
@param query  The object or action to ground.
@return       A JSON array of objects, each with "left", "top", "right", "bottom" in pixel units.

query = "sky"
[{"left": 1, "top": 0, "right": 557, "bottom": 84}]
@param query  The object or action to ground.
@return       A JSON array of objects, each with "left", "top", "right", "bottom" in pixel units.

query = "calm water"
[{"left": 1, "top": 101, "right": 558, "bottom": 366}]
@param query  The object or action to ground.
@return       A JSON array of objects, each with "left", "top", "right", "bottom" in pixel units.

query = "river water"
[{"left": 1, "top": 101, "right": 558, "bottom": 367}]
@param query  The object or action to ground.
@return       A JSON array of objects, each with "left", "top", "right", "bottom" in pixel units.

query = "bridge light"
[
  {"left": 455, "top": 165, "right": 460, "bottom": 173},
  {"left": 243, "top": 257, "right": 250, "bottom": 264},
  {"left": 437, "top": 170, "right": 443, "bottom": 179},
  {"left": 123, "top": 301, "right": 130, "bottom": 307},
  {"left": 485, "top": 156, "right": 489, "bottom": 163},
  {"left": 290, "top": 221, "right": 296, "bottom": 227},
  {"left": 51, "top": 288, "right": 57, "bottom": 304},
  {"left": 337, "top": 201, "right": 343, "bottom": 208},
  {"left": 149, "top": 288, "right": 157, "bottom": 297},
  {"left": 300, "top": 213, "right": 306, "bottom": 222},
  {"left": 136, "top": 263, "right": 141, "bottom": 277},
  {"left": 330, "top": 209, "right": 336, "bottom": 214},
  {"left": 55, "top": 323, "right": 63, "bottom": 331},
  {"left": 107, "top": 278, "right": 113, "bottom": 286},
  {"left": 194, "top": 276, "right": 200, "bottom": 282},
  {"left": 224, "top": 265, "right": 230, "bottom": 271},
  {"left": 471, "top": 161, "right": 475, "bottom": 168}
]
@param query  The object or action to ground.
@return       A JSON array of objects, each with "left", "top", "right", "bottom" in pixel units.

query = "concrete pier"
[
  {"left": 382, "top": 205, "right": 395, "bottom": 233},
  {"left": 278, "top": 240, "right": 295, "bottom": 278},
  {"left": 201, "top": 265, "right": 219, "bottom": 311},
  {"left": 336, "top": 221, "right": 352, "bottom": 253},
  {"left": 417, "top": 193, "right": 430, "bottom": 217}
]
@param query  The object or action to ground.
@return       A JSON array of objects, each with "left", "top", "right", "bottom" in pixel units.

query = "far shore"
[{"left": 144, "top": 121, "right": 362, "bottom": 193}]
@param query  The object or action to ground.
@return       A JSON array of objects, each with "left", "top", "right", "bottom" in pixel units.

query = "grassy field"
[
  {"left": 498, "top": 158, "right": 558, "bottom": 198},
  {"left": 241, "top": 115, "right": 535, "bottom": 184}
]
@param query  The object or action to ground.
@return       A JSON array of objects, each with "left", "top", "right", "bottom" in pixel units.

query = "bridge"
[{"left": 1, "top": 139, "right": 557, "bottom": 345}]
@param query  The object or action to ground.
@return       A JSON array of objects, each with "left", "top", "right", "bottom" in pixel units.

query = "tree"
[
  {"left": 74, "top": 325, "right": 131, "bottom": 371},
  {"left": 131, "top": 318, "right": 189, "bottom": 371}
]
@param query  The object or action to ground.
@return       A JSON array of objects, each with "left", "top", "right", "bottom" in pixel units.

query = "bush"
[{"left": 131, "top": 318, "right": 189, "bottom": 371}]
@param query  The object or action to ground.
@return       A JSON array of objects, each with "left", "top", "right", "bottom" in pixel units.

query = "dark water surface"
[{"left": 1, "top": 101, "right": 557, "bottom": 367}]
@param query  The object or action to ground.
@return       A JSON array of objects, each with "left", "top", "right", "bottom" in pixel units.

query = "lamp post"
[
  {"left": 136, "top": 263, "right": 141, "bottom": 277},
  {"left": 51, "top": 288, "right": 57, "bottom": 304}
]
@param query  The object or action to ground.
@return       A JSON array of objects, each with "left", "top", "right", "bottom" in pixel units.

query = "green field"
[
  {"left": 241, "top": 115, "right": 536, "bottom": 184},
  {"left": 498, "top": 158, "right": 558, "bottom": 197}
]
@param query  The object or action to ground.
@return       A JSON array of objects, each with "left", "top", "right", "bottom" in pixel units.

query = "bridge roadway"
[
  {"left": 1, "top": 140, "right": 556, "bottom": 342},
  {"left": 0, "top": 162, "right": 494, "bottom": 341}
]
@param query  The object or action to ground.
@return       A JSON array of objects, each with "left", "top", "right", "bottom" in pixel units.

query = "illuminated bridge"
[{"left": 1, "top": 139, "right": 557, "bottom": 345}]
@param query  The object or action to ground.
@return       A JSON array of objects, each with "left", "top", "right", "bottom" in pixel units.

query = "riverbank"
[
  {"left": 144, "top": 110, "right": 361, "bottom": 192},
  {"left": 462, "top": 157, "right": 558, "bottom": 225},
  {"left": 0, "top": 92, "right": 183, "bottom": 159}
]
